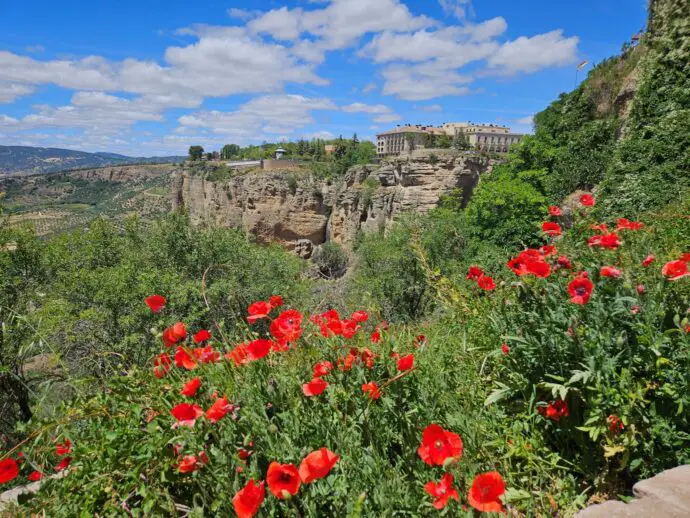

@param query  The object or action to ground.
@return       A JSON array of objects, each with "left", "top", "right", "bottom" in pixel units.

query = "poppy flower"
[
  {"left": 56, "top": 439, "right": 72, "bottom": 456},
  {"left": 266, "top": 462, "right": 301, "bottom": 499},
  {"left": 145, "top": 295, "right": 166, "bottom": 313},
  {"left": 477, "top": 275, "right": 496, "bottom": 291},
  {"left": 636, "top": 284, "right": 646, "bottom": 295},
  {"left": 568, "top": 276, "right": 594, "bottom": 305},
  {"left": 417, "top": 424, "right": 463, "bottom": 466},
  {"left": 600, "top": 266, "right": 622, "bottom": 278},
  {"left": 579, "top": 193, "right": 595, "bottom": 207},
  {"left": 540, "top": 399, "right": 569, "bottom": 421},
  {"left": 608, "top": 415, "right": 624, "bottom": 433},
  {"left": 175, "top": 346, "right": 198, "bottom": 370},
  {"left": 616, "top": 218, "right": 644, "bottom": 231},
  {"left": 557, "top": 256, "right": 572, "bottom": 269},
  {"left": 507, "top": 249, "right": 551, "bottom": 278},
  {"left": 154, "top": 352, "right": 172, "bottom": 378},
  {"left": 350, "top": 310, "right": 369, "bottom": 323},
  {"left": 28, "top": 471, "right": 43, "bottom": 482},
  {"left": 370, "top": 330, "right": 381, "bottom": 344},
  {"left": 662, "top": 260, "right": 690, "bottom": 281},
  {"left": 362, "top": 382, "right": 381, "bottom": 400},
  {"left": 238, "top": 447, "right": 253, "bottom": 461},
  {"left": 0, "top": 458, "right": 19, "bottom": 484},
  {"left": 198, "top": 451, "right": 210, "bottom": 464},
  {"left": 178, "top": 455, "right": 201, "bottom": 474},
  {"left": 181, "top": 377, "right": 201, "bottom": 397},
  {"left": 467, "top": 266, "right": 484, "bottom": 280},
  {"left": 588, "top": 233, "right": 622, "bottom": 250},
  {"left": 206, "top": 396, "right": 235, "bottom": 423},
  {"left": 540, "top": 245, "right": 557, "bottom": 257},
  {"left": 425, "top": 473, "right": 460, "bottom": 510},
  {"left": 171, "top": 403, "right": 203, "bottom": 429},
  {"left": 590, "top": 223, "right": 610, "bottom": 233},
  {"left": 233, "top": 480, "right": 265, "bottom": 518},
  {"left": 313, "top": 361, "right": 333, "bottom": 378},
  {"left": 548, "top": 205, "right": 562, "bottom": 217},
  {"left": 55, "top": 456, "right": 72, "bottom": 472},
  {"left": 246, "top": 339, "right": 273, "bottom": 361},
  {"left": 299, "top": 448, "right": 340, "bottom": 483},
  {"left": 227, "top": 343, "right": 249, "bottom": 367},
  {"left": 642, "top": 255, "right": 655, "bottom": 267},
  {"left": 501, "top": 343, "right": 510, "bottom": 355},
  {"left": 195, "top": 345, "right": 220, "bottom": 364},
  {"left": 269, "top": 310, "right": 303, "bottom": 342},
  {"left": 396, "top": 354, "right": 415, "bottom": 371},
  {"left": 303, "top": 377, "right": 328, "bottom": 397},
  {"left": 247, "top": 301, "right": 272, "bottom": 324},
  {"left": 360, "top": 348, "right": 375, "bottom": 369},
  {"left": 162, "top": 322, "right": 187, "bottom": 348},
  {"left": 681, "top": 253, "right": 690, "bottom": 262},
  {"left": 193, "top": 329, "right": 211, "bottom": 344},
  {"left": 415, "top": 335, "right": 428, "bottom": 348},
  {"left": 269, "top": 295, "right": 284, "bottom": 308},
  {"left": 542, "top": 221, "right": 562, "bottom": 236},
  {"left": 467, "top": 471, "right": 506, "bottom": 513}
]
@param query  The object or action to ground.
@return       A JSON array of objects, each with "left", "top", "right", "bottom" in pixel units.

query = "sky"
[{"left": 0, "top": 0, "right": 647, "bottom": 156}]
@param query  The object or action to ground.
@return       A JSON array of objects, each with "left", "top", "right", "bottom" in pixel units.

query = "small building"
[
  {"left": 324, "top": 144, "right": 336, "bottom": 155},
  {"left": 275, "top": 148, "right": 287, "bottom": 159}
]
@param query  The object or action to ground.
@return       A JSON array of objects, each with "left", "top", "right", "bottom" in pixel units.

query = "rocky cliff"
[{"left": 173, "top": 153, "right": 488, "bottom": 256}]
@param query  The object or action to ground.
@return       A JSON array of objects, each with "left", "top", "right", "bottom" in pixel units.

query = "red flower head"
[
  {"left": 227, "top": 343, "right": 249, "bottom": 367},
  {"left": 247, "top": 301, "right": 272, "bottom": 324},
  {"left": 568, "top": 276, "right": 594, "bottom": 305},
  {"left": 145, "top": 295, "right": 166, "bottom": 313},
  {"left": 616, "top": 218, "right": 644, "bottom": 231},
  {"left": 467, "top": 266, "right": 484, "bottom": 281},
  {"left": 477, "top": 275, "right": 496, "bottom": 291},
  {"left": 579, "top": 193, "right": 595, "bottom": 207},
  {"left": 175, "top": 346, "right": 198, "bottom": 370},
  {"left": 501, "top": 343, "right": 510, "bottom": 355},
  {"left": 0, "top": 458, "right": 19, "bottom": 484},
  {"left": 350, "top": 310, "right": 369, "bottom": 323},
  {"left": 507, "top": 249, "right": 551, "bottom": 278},
  {"left": 154, "top": 352, "right": 172, "bottom": 378},
  {"left": 28, "top": 471, "right": 42, "bottom": 482},
  {"left": 247, "top": 339, "right": 274, "bottom": 361},
  {"left": 415, "top": 335, "right": 428, "bottom": 348},
  {"left": 608, "top": 415, "right": 624, "bottom": 433},
  {"left": 396, "top": 353, "right": 415, "bottom": 371},
  {"left": 362, "top": 382, "right": 381, "bottom": 400},
  {"left": 171, "top": 403, "right": 203, "bottom": 429},
  {"left": 299, "top": 448, "right": 340, "bottom": 484},
  {"left": 642, "top": 254, "right": 655, "bottom": 267},
  {"left": 548, "top": 205, "right": 562, "bottom": 217},
  {"left": 588, "top": 233, "right": 622, "bottom": 250},
  {"left": 233, "top": 480, "right": 265, "bottom": 518},
  {"left": 270, "top": 310, "right": 303, "bottom": 342},
  {"left": 541, "top": 399, "right": 569, "bottom": 421},
  {"left": 181, "top": 377, "right": 201, "bottom": 397},
  {"left": 542, "top": 221, "right": 562, "bottom": 236},
  {"left": 417, "top": 424, "right": 463, "bottom": 466},
  {"left": 370, "top": 330, "right": 381, "bottom": 344},
  {"left": 425, "top": 473, "right": 460, "bottom": 510},
  {"left": 162, "top": 322, "right": 187, "bottom": 348},
  {"left": 540, "top": 245, "right": 557, "bottom": 257},
  {"left": 600, "top": 266, "right": 622, "bottom": 278},
  {"left": 341, "top": 319, "right": 361, "bottom": 339},
  {"left": 178, "top": 455, "right": 201, "bottom": 474},
  {"left": 266, "top": 462, "right": 301, "bottom": 499},
  {"left": 55, "top": 456, "right": 72, "bottom": 473},
  {"left": 269, "top": 295, "right": 284, "bottom": 308},
  {"left": 662, "top": 260, "right": 690, "bottom": 281},
  {"left": 303, "top": 377, "right": 328, "bottom": 397},
  {"left": 468, "top": 472, "right": 506, "bottom": 513},
  {"left": 193, "top": 329, "right": 211, "bottom": 344},
  {"left": 195, "top": 345, "right": 220, "bottom": 364},
  {"left": 206, "top": 396, "right": 235, "bottom": 423},
  {"left": 313, "top": 361, "right": 333, "bottom": 378},
  {"left": 557, "top": 256, "right": 572, "bottom": 269},
  {"left": 56, "top": 439, "right": 72, "bottom": 456},
  {"left": 681, "top": 253, "right": 690, "bottom": 262},
  {"left": 360, "top": 348, "right": 375, "bottom": 369}
]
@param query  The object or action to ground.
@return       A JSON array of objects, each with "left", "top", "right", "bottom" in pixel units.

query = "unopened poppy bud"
[
  {"left": 442, "top": 456, "right": 457, "bottom": 468},
  {"left": 280, "top": 490, "right": 292, "bottom": 500},
  {"left": 269, "top": 425, "right": 278, "bottom": 434},
  {"left": 616, "top": 335, "right": 625, "bottom": 346},
  {"left": 636, "top": 284, "right": 645, "bottom": 295}
]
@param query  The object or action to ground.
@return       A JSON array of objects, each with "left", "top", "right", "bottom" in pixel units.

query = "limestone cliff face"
[{"left": 173, "top": 154, "right": 488, "bottom": 255}]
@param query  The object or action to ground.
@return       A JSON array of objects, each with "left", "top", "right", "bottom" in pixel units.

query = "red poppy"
[
  {"left": 198, "top": 451, "right": 209, "bottom": 464},
  {"left": 600, "top": 266, "right": 622, "bottom": 278},
  {"left": 360, "top": 348, "right": 375, "bottom": 369},
  {"left": 568, "top": 276, "right": 594, "bottom": 305},
  {"left": 28, "top": 471, "right": 42, "bottom": 482},
  {"left": 227, "top": 343, "right": 249, "bottom": 367},
  {"left": 548, "top": 205, "right": 562, "bottom": 217},
  {"left": 396, "top": 354, "right": 415, "bottom": 371},
  {"left": 246, "top": 339, "right": 273, "bottom": 361},
  {"left": 681, "top": 253, "right": 690, "bottom": 262},
  {"left": 298, "top": 448, "right": 340, "bottom": 483},
  {"left": 467, "top": 266, "right": 484, "bottom": 280},
  {"left": 162, "top": 322, "right": 187, "bottom": 348},
  {"left": 195, "top": 345, "right": 220, "bottom": 364},
  {"left": 303, "top": 377, "right": 328, "bottom": 397},
  {"left": 540, "top": 399, "right": 569, "bottom": 421},
  {"left": 557, "top": 256, "right": 572, "bottom": 269},
  {"left": 56, "top": 439, "right": 72, "bottom": 456},
  {"left": 171, "top": 403, "right": 203, "bottom": 429},
  {"left": 467, "top": 471, "right": 506, "bottom": 513},
  {"left": 238, "top": 447, "right": 253, "bottom": 461},
  {"left": 55, "top": 456, "right": 72, "bottom": 472},
  {"left": 193, "top": 329, "right": 211, "bottom": 344},
  {"left": 206, "top": 396, "right": 235, "bottom": 423},
  {"left": 175, "top": 346, "right": 198, "bottom": 370},
  {"left": 540, "top": 245, "right": 557, "bottom": 257},
  {"left": 542, "top": 221, "right": 562, "bottom": 236},
  {"left": 642, "top": 254, "right": 655, "bottom": 267},
  {"left": 181, "top": 377, "right": 201, "bottom": 397},
  {"left": 266, "top": 462, "right": 301, "bottom": 499},
  {"left": 415, "top": 335, "right": 428, "bottom": 348},
  {"left": 425, "top": 473, "right": 460, "bottom": 510},
  {"left": 501, "top": 344, "right": 510, "bottom": 355},
  {"left": 0, "top": 458, "right": 19, "bottom": 484},
  {"left": 145, "top": 295, "right": 166, "bottom": 313},
  {"left": 247, "top": 301, "right": 272, "bottom": 324},
  {"left": 350, "top": 310, "right": 369, "bottom": 323},
  {"left": 362, "top": 382, "right": 381, "bottom": 400},
  {"left": 313, "top": 361, "right": 333, "bottom": 378},
  {"left": 417, "top": 424, "right": 463, "bottom": 466},
  {"left": 154, "top": 352, "right": 172, "bottom": 378},
  {"left": 662, "top": 260, "right": 690, "bottom": 281},
  {"left": 269, "top": 295, "right": 284, "bottom": 308},
  {"left": 588, "top": 233, "right": 622, "bottom": 250},
  {"left": 477, "top": 275, "right": 496, "bottom": 291},
  {"left": 616, "top": 218, "right": 644, "bottom": 231},
  {"left": 269, "top": 310, "right": 303, "bottom": 342},
  {"left": 370, "top": 330, "right": 381, "bottom": 343},
  {"left": 607, "top": 415, "right": 624, "bottom": 433},
  {"left": 579, "top": 193, "right": 595, "bottom": 207},
  {"left": 341, "top": 319, "right": 360, "bottom": 339},
  {"left": 178, "top": 455, "right": 201, "bottom": 474},
  {"left": 338, "top": 351, "right": 357, "bottom": 371},
  {"left": 507, "top": 250, "right": 551, "bottom": 278},
  {"left": 636, "top": 284, "right": 645, "bottom": 295},
  {"left": 233, "top": 480, "right": 265, "bottom": 518}
]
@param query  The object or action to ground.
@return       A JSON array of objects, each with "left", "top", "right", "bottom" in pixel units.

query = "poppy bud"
[
  {"left": 616, "top": 335, "right": 625, "bottom": 346},
  {"left": 280, "top": 490, "right": 293, "bottom": 500},
  {"left": 636, "top": 284, "right": 645, "bottom": 295},
  {"left": 442, "top": 456, "right": 458, "bottom": 469}
]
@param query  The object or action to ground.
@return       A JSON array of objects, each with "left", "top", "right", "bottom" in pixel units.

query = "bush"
[{"left": 312, "top": 242, "right": 349, "bottom": 279}]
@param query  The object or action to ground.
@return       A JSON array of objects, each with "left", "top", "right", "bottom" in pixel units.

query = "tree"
[
  {"left": 221, "top": 144, "right": 240, "bottom": 159},
  {"left": 206, "top": 152, "right": 214, "bottom": 161},
  {"left": 436, "top": 134, "right": 452, "bottom": 149},
  {"left": 352, "top": 133, "right": 359, "bottom": 145},
  {"left": 453, "top": 132, "right": 470, "bottom": 151},
  {"left": 188, "top": 146, "right": 204, "bottom": 161}
]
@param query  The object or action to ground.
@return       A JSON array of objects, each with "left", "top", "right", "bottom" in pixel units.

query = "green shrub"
[{"left": 312, "top": 242, "right": 349, "bottom": 279}]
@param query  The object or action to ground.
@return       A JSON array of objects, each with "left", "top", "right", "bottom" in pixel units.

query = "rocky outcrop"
[{"left": 173, "top": 154, "right": 488, "bottom": 254}]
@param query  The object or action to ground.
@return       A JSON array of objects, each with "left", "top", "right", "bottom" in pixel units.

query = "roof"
[
  {"left": 275, "top": 148, "right": 287, "bottom": 152},
  {"left": 376, "top": 126, "right": 432, "bottom": 136}
]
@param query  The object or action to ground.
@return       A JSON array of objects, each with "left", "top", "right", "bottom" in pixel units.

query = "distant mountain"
[{"left": 0, "top": 145, "right": 185, "bottom": 175}]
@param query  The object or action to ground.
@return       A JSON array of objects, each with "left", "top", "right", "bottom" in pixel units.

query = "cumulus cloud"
[
  {"left": 486, "top": 30, "right": 579, "bottom": 75},
  {"left": 417, "top": 104, "right": 443, "bottom": 112},
  {"left": 382, "top": 63, "right": 472, "bottom": 100},
  {"left": 227, "top": 8, "right": 261, "bottom": 21},
  {"left": 362, "top": 82, "right": 377, "bottom": 94},
  {"left": 439, "top": 0, "right": 474, "bottom": 20},
  {"left": 0, "top": 82, "right": 36, "bottom": 103},
  {"left": 342, "top": 102, "right": 401, "bottom": 123},
  {"left": 516, "top": 115, "right": 534, "bottom": 125}
]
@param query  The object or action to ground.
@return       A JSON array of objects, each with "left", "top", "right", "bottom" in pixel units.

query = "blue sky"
[{"left": 0, "top": 0, "right": 647, "bottom": 156}]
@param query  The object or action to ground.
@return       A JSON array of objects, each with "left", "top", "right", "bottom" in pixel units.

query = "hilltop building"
[{"left": 376, "top": 122, "right": 525, "bottom": 157}]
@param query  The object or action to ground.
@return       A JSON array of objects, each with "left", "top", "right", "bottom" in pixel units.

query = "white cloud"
[
  {"left": 372, "top": 113, "right": 402, "bottom": 123},
  {"left": 302, "top": 130, "right": 335, "bottom": 140},
  {"left": 417, "top": 104, "right": 443, "bottom": 112},
  {"left": 487, "top": 30, "right": 579, "bottom": 75},
  {"left": 0, "top": 82, "right": 36, "bottom": 103},
  {"left": 362, "top": 82, "right": 377, "bottom": 94},
  {"left": 439, "top": 0, "right": 474, "bottom": 20},
  {"left": 227, "top": 8, "right": 261, "bottom": 21},
  {"left": 0, "top": 115, "right": 19, "bottom": 126},
  {"left": 516, "top": 115, "right": 533, "bottom": 125},
  {"left": 342, "top": 102, "right": 401, "bottom": 123},
  {"left": 382, "top": 63, "right": 472, "bottom": 100}
]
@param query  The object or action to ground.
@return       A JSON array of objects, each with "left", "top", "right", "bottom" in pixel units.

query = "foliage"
[
  {"left": 312, "top": 242, "right": 349, "bottom": 280},
  {"left": 188, "top": 146, "right": 204, "bottom": 161}
]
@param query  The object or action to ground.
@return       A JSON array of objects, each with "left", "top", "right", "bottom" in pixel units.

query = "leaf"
[
  {"left": 485, "top": 386, "right": 512, "bottom": 406},
  {"left": 604, "top": 445, "right": 626, "bottom": 458},
  {"left": 504, "top": 488, "right": 532, "bottom": 502}
]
